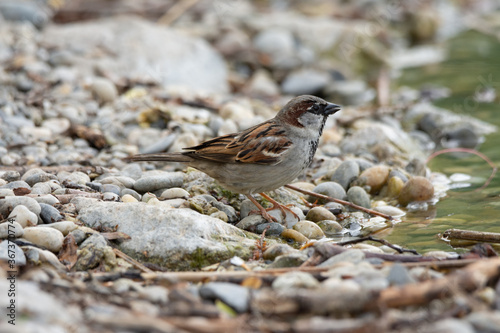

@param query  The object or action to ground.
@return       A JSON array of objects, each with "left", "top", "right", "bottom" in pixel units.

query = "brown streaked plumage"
[{"left": 125, "top": 95, "right": 341, "bottom": 222}]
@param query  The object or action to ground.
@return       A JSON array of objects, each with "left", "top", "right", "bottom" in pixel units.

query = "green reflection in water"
[{"left": 386, "top": 30, "right": 500, "bottom": 253}]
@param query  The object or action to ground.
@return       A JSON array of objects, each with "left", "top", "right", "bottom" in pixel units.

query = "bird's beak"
[{"left": 324, "top": 103, "right": 341, "bottom": 115}]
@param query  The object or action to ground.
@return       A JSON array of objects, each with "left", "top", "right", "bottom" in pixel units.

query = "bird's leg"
[
  {"left": 246, "top": 195, "right": 277, "bottom": 222},
  {"left": 259, "top": 193, "right": 300, "bottom": 220}
]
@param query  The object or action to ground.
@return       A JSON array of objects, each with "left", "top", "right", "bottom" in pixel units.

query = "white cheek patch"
[{"left": 298, "top": 112, "right": 324, "bottom": 129}]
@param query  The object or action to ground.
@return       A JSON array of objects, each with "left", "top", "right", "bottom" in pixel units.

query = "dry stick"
[
  {"left": 443, "top": 228, "right": 500, "bottom": 244},
  {"left": 137, "top": 259, "right": 480, "bottom": 284},
  {"left": 112, "top": 248, "right": 154, "bottom": 274},
  {"left": 285, "top": 184, "right": 394, "bottom": 221},
  {"left": 157, "top": 0, "right": 200, "bottom": 25},
  {"left": 377, "top": 257, "right": 500, "bottom": 308},
  {"left": 337, "top": 236, "right": 420, "bottom": 255},
  {"left": 426, "top": 148, "right": 498, "bottom": 191}
]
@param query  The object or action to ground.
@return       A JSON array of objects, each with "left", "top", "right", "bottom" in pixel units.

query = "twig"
[
  {"left": 426, "top": 148, "right": 497, "bottom": 191},
  {"left": 442, "top": 229, "right": 500, "bottom": 244},
  {"left": 112, "top": 248, "right": 154, "bottom": 274},
  {"left": 157, "top": 0, "right": 200, "bottom": 25},
  {"left": 377, "top": 257, "right": 500, "bottom": 308},
  {"left": 336, "top": 236, "right": 420, "bottom": 255},
  {"left": 285, "top": 184, "right": 394, "bottom": 221}
]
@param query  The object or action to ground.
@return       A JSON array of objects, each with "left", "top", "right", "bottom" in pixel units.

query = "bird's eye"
[{"left": 312, "top": 104, "right": 319, "bottom": 111}]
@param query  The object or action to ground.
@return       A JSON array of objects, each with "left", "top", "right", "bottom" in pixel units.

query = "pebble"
[
  {"left": 467, "top": 311, "right": 500, "bottom": 332},
  {"left": 427, "top": 318, "right": 475, "bottom": 333},
  {"left": 373, "top": 205, "right": 405, "bottom": 218},
  {"left": 199, "top": 282, "right": 250, "bottom": 313},
  {"left": 37, "top": 221, "right": 78, "bottom": 236},
  {"left": 160, "top": 188, "right": 190, "bottom": 200},
  {"left": 212, "top": 201, "right": 238, "bottom": 223},
  {"left": 8, "top": 204, "right": 38, "bottom": 227},
  {"left": 39, "top": 203, "right": 64, "bottom": 224},
  {"left": 0, "top": 221, "right": 24, "bottom": 238},
  {"left": 1, "top": 180, "right": 31, "bottom": 191},
  {"left": 263, "top": 244, "right": 296, "bottom": 261},
  {"left": 31, "top": 182, "right": 53, "bottom": 195},
  {"left": 346, "top": 186, "right": 371, "bottom": 209},
  {"left": 100, "top": 176, "right": 136, "bottom": 189},
  {"left": 357, "top": 165, "right": 390, "bottom": 194},
  {"left": 210, "top": 211, "right": 228, "bottom": 222},
  {"left": 0, "top": 196, "right": 41, "bottom": 217},
  {"left": 32, "top": 194, "right": 60, "bottom": 206},
  {"left": 121, "top": 194, "right": 138, "bottom": 203},
  {"left": 331, "top": 160, "right": 360, "bottom": 190},
  {"left": 281, "top": 69, "right": 330, "bottom": 95},
  {"left": 312, "top": 182, "right": 347, "bottom": 202},
  {"left": 70, "top": 229, "right": 88, "bottom": 245},
  {"left": 91, "top": 77, "right": 118, "bottom": 103},
  {"left": 266, "top": 207, "right": 303, "bottom": 228},
  {"left": 0, "top": 188, "right": 14, "bottom": 197},
  {"left": 102, "top": 184, "right": 121, "bottom": 195},
  {"left": 103, "top": 192, "right": 120, "bottom": 201},
  {"left": 0, "top": 240, "right": 26, "bottom": 265},
  {"left": 280, "top": 229, "right": 309, "bottom": 243},
  {"left": 21, "top": 168, "right": 54, "bottom": 186},
  {"left": 386, "top": 176, "right": 405, "bottom": 197},
  {"left": 22, "top": 227, "right": 65, "bottom": 253},
  {"left": 272, "top": 271, "right": 319, "bottom": 291},
  {"left": 316, "top": 220, "right": 343, "bottom": 236},
  {"left": 0, "top": 170, "right": 20, "bottom": 182},
  {"left": 293, "top": 221, "right": 325, "bottom": 239},
  {"left": 134, "top": 173, "right": 184, "bottom": 193},
  {"left": 268, "top": 252, "right": 309, "bottom": 268},
  {"left": 235, "top": 215, "right": 267, "bottom": 232},
  {"left": 398, "top": 176, "right": 435, "bottom": 206},
  {"left": 253, "top": 28, "right": 297, "bottom": 69},
  {"left": 318, "top": 249, "right": 366, "bottom": 267},
  {"left": 255, "top": 222, "right": 285, "bottom": 236},
  {"left": 306, "top": 206, "right": 336, "bottom": 222},
  {"left": 121, "top": 188, "right": 141, "bottom": 200},
  {"left": 322, "top": 278, "right": 361, "bottom": 292},
  {"left": 386, "top": 263, "right": 416, "bottom": 286},
  {"left": 58, "top": 171, "right": 90, "bottom": 185},
  {"left": 75, "top": 233, "right": 114, "bottom": 271},
  {"left": 239, "top": 199, "right": 258, "bottom": 218}
]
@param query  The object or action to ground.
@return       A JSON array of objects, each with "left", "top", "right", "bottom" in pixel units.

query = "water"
[{"left": 384, "top": 30, "right": 500, "bottom": 254}]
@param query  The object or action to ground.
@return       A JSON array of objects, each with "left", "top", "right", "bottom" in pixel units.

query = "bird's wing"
[{"left": 183, "top": 121, "right": 292, "bottom": 165}]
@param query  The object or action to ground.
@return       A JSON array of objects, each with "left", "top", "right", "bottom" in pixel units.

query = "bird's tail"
[{"left": 123, "top": 152, "right": 192, "bottom": 163}]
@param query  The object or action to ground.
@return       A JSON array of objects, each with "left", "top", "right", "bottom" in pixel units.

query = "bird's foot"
[{"left": 260, "top": 193, "right": 300, "bottom": 220}]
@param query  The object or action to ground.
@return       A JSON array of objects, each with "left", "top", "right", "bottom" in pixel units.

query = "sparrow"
[{"left": 125, "top": 95, "right": 341, "bottom": 222}]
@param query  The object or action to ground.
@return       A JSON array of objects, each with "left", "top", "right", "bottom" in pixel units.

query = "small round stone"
[
  {"left": 91, "top": 77, "right": 118, "bottom": 103},
  {"left": 0, "top": 221, "right": 24, "bottom": 238},
  {"left": 0, "top": 196, "right": 41, "bottom": 217},
  {"left": 102, "top": 184, "right": 121, "bottom": 195},
  {"left": 398, "top": 176, "right": 434, "bottom": 206},
  {"left": 121, "top": 194, "right": 138, "bottom": 203},
  {"left": 331, "top": 160, "right": 360, "bottom": 190},
  {"left": 21, "top": 168, "right": 53, "bottom": 186},
  {"left": 255, "top": 222, "right": 285, "bottom": 236},
  {"left": 235, "top": 215, "right": 267, "bottom": 232},
  {"left": 39, "top": 203, "right": 64, "bottom": 224},
  {"left": 306, "top": 206, "right": 336, "bottom": 222},
  {"left": 272, "top": 271, "right": 319, "bottom": 291},
  {"left": 293, "top": 221, "right": 325, "bottom": 239},
  {"left": 387, "top": 176, "right": 405, "bottom": 198},
  {"left": 312, "top": 182, "right": 347, "bottom": 202},
  {"left": 160, "top": 188, "right": 190, "bottom": 200},
  {"left": 134, "top": 173, "right": 184, "bottom": 193},
  {"left": 263, "top": 244, "right": 296, "bottom": 261},
  {"left": 37, "top": 221, "right": 78, "bottom": 236},
  {"left": 316, "top": 220, "right": 343, "bottom": 236},
  {"left": 22, "top": 227, "right": 65, "bottom": 253},
  {"left": 357, "top": 165, "right": 390, "bottom": 194},
  {"left": 8, "top": 204, "right": 38, "bottom": 227},
  {"left": 103, "top": 192, "right": 120, "bottom": 201},
  {"left": 347, "top": 186, "right": 371, "bottom": 209},
  {"left": 121, "top": 188, "right": 141, "bottom": 200},
  {"left": 280, "top": 229, "right": 309, "bottom": 243}
]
